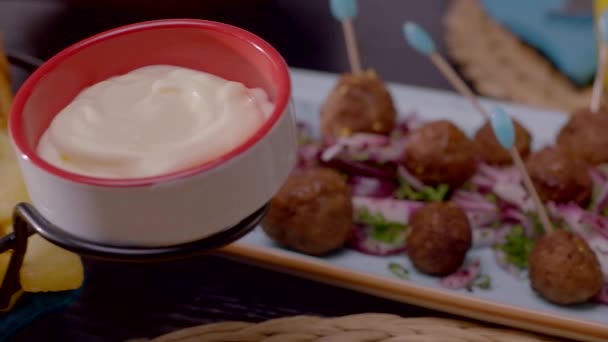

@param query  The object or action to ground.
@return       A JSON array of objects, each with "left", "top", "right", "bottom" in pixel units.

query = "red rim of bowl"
[{"left": 8, "top": 19, "right": 291, "bottom": 188}]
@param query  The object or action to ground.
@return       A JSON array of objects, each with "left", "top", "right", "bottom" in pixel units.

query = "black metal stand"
[{"left": 0, "top": 202, "right": 268, "bottom": 310}]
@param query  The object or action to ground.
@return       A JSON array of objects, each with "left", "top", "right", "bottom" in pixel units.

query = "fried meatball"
[
  {"left": 320, "top": 69, "right": 396, "bottom": 139},
  {"left": 525, "top": 146, "right": 592, "bottom": 206},
  {"left": 404, "top": 120, "right": 477, "bottom": 188},
  {"left": 474, "top": 119, "right": 532, "bottom": 166},
  {"left": 557, "top": 107, "right": 608, "bottom": 165},
  {"left": 529, "top": 230, "right": 602, "bottom": 305},
  {"left": 261, "top": 167, "right": 353, "bottom": 255},
  {"left": 406, "top": 202, "right": 472, "bottom": 276}
]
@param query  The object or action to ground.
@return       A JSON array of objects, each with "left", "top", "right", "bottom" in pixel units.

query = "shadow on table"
[{"left": 12, "top": 256, "right": 452, "bottom": 342}]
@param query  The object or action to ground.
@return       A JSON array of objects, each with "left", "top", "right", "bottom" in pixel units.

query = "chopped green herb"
[
  {"left": 459, "top": 181, "right": 474, "bottom": 191},
  {"left": 297, "top": 136, "right": 311, "bottom": 145},
  {"left": 495, "top": 226, "right": 534, "bottom": 270},
  {"left": 357, "top": 208, "right": 407, "bottom": 244},
  {"left": 350, "top": 152, "right": 369, "bottom": 161},
  {"left": 588, "top": 184, "right": 606, "bottom": 212},
  {"left": 390, "top": 130, "right": 403, "bottom": 140},
  {"left": 394, "top": 183, "right": 420, "bottom": 200},
  {"left": 491, "top": 220, "right": 501, "bottom": 229},
  {"left": 530, "top": 214, "right": 546, "bottom": 237},
  {"left": 372, "top": 225, "right": 406, "bottom": 244},
  {"left": 602, "top": 206, "right": 608, "bottom": 218},
  {"left": 423, "top": 184, "right": 449, "bottom": 201},
  {"left": 480, "top": 229, "right": 491, "bottom": 239},
  {"left": 394, "top": 181, "right": 449, "bottom": 202},
  {"left": 388, "top": 262, "right": 409, "bottom": 279},
  {"left": 484, "top": 193, "right": 498, "bottom": 204},
  {"left": 473, "top": 274, "right": 492, "bottom": 290}
]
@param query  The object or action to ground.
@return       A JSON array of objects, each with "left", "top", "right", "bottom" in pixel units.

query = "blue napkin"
[
  {"left": 0, "top": 287, "right": 83, "bottom": 341},
  {"left": 481, "top": 0, "right": 597, "bottom": 86}
]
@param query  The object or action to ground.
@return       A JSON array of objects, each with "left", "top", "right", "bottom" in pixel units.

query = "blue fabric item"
[
  {"left": 481, "top": 0, "right": 597, "bottom": 86},
  {"left": 0, "top": 287, "right": 83, "bottom": 341}
]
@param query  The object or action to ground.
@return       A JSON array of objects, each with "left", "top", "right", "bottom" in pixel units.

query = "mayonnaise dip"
[{"left": 37, "top": 65, "right": 274, "bottom": 179}]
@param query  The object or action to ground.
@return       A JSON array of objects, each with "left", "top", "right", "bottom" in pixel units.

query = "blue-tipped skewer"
[
  {"left": 403, "top": 22, "right": 489, "bottom": 117},
  {"left": 403, "top": 22, "right": 436, "bottom": 56},
  {"left": 329, "top": 0, "right": 362, "bottom": 74},
  {"left": 489, "top": 106, "right": 515, "bottom": 150},
  {"left": 330, "top": 0, "right": 358, "bottom": 19},
  {"left": 590, "top": 9, "right": 608, "bottom": 113},
  {"left": 489, "top": 106, "right": 553, "bottom": 233},
  {"left": 403, "top": 21, "right": 554, "bottom": 234}
]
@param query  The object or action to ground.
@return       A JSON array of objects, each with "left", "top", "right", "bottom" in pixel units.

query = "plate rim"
[{"left": 218, "top": 243, "right": 606, "bottom": 342}]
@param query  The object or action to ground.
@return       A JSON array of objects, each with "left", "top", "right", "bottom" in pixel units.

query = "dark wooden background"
[{"left": 0, "top": 1, "right": 465, "bottom": 341}]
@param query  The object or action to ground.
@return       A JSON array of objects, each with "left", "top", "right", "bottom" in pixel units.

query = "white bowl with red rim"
[{"left": 8, "top": 19, "right": 297, "bottom": 247}]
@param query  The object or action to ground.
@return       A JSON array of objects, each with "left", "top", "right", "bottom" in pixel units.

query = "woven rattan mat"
[
  {"left": 131, "top": 313, "right": 565, "bottom": 342},
  {"left": 443, "top": 0, "right": 605, "bottom": 113}
]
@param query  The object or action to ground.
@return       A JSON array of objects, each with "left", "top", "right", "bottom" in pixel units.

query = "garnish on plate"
[
  {"left": 356, "top": 208, "right": 407, "bottom": 244},
  {"left": 388, "top": 262, "right": 410, "bottom": 280},
  {"left": 494, "top": 226, "right": 535, "bottom": 270},
  {"left": 394, "top": 181, "right": 449, "bottom": 202}
]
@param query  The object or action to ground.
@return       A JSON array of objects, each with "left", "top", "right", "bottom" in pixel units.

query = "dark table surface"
[{"left": 1, "top": 1, "right": 468, "bottom": 341}]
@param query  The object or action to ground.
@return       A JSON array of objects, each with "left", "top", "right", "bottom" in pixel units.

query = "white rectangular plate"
[{"left": 218, "top": 68, "right": 607, "bottom": 342}]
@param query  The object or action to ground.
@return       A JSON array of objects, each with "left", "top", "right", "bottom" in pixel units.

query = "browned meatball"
[
  {"left": 406, "top": 202, "right": 472, "bottom": 276},
  {"left": 320, "top": 69, "right": 396, "bottom": 139},
  {"left": 529, "top": 230, "right": 602, "bottom": 305},
  {"left": 261, "top": 167, "right": 353, "bottom": 255},
  {"left": 525, "top": 146, "right": 592, "bottom": 206},
  {"left": 557, "top": 107, "right": 608, "bottom": 165},
  {"left": 474, "top": 119, "right": 532, "bottom": 166},
  {"left": 404, "top": 120, "right": 477, "bottom": 188}
]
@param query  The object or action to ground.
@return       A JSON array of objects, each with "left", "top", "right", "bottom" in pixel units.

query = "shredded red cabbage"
[
  {"left": 440, "top": 259, "right": 481, "bottom": 289},
  {"left": 596, "top": 283, "right": 608, "bottom": 305},
  {"left": 352, "top": 196, "right": 423, "bottom": 224},
  {"left": 590, "top": 166, "right": 608, "bottom": 214},
  {"left": 452, "top": 190, "right": 500, "bottom": 228},
  {"left": 500, "top": 208, "right": 534, "bottom": 237},
  {"left": 477, "top": 163, "right": 522, "bottom": 183},
  {"left": 319, "top": 133, "right": 406, "bottom": 166},
  {"left": 452, "top": 190, "right": 496, "bottom": 211},
  {"left": 581, "top": 212, "right": 608, "bottom": 239},
  {"left": 296, "top": 144, "right": 321, "bottom": 171},
  {"left": 587, "top": 237, "right": 608, "bottom": 283},
  {"left": 397, "top": 165, "right": 425, "bottom": 191},
  {"left": 348, "top": 176, "right": 397, "bottom": 198},
  {"left": 322, "top": 158, "right": 397, "bottom": 180},
  {"left": 590, "top": 167, "right": 607, "bottom": 185}
]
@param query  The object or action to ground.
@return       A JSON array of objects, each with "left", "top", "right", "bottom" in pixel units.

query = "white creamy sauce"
[{"left": 37, "top": 65, "right": 274, "bottom": 179}]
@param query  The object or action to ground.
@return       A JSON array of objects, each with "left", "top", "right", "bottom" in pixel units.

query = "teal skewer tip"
[
  {"left": 403, "top": 22, "right": 436, "bottom": 55},
  {"left": 490, "top": 106, "right": 515, "bottom": 150},
  {"left": 330, "top": 0, "right": 358, "bottom": 20},
  {"left": 600, "top": 9, "right": 608, "bottom": 43}
]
